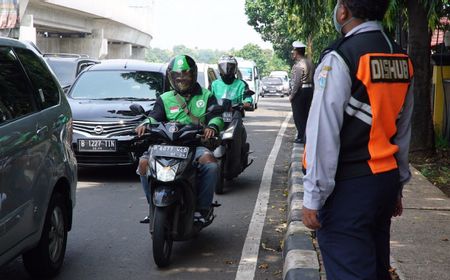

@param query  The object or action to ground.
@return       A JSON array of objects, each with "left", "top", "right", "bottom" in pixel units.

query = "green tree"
[
  {"left": 234, "top": 43, "right": 271, "bottom": 75},
  {"left": 245, "top": 0, "right": 336, "bottom": 63},
  {"left": 172, "top": 45, "right": 196, "bottom": 58},
  {"left": 245, "top": 0, "right": 301, "bottom": 62},
  {"left": 265, "top": 54, "right": 290, "bottom": 75},
  {"left": 145, "top": 48, "right": 171, "bottom": 63},
  {"left": 384, "top": 0, "right": 448, "bottom": 152},
  {"left": 258, "top": 0, "right": 447, "bottom": 153}
]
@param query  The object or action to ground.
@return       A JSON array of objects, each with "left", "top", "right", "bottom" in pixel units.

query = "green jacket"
[
  {"left": 143, "top": 84, "right": 224, "bottom": 132},
  {"left": 211, "top": 78, "right": 253, "bottom": 106}
]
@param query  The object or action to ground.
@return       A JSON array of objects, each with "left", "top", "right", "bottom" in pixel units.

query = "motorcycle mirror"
[
  {"left": 130, "top": 103, "right": 146, "bottom": 116},
  {"left": 207, "top": 104, "right": 224, "bottom": 115},
  {"left": 244, "top": 90, "right": 255, "bottom": 98}
]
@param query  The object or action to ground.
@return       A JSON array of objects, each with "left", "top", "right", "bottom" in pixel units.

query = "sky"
[{"left": 150, "top": 0, "right": 272, "bottom": 51}]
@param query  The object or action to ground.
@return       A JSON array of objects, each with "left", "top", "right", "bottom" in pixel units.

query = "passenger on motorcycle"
[{"left": 135, "top": 54, "right": 224, "bottom": 224}]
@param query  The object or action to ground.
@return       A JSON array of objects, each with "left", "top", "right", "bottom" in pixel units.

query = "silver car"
[{"left": 0, "top": 38, "right": 77, "bottom": 277}]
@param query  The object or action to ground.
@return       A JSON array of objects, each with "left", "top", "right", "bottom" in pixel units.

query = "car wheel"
[{"left": 23, "top": 193, "right": 68, "bottom": 278}]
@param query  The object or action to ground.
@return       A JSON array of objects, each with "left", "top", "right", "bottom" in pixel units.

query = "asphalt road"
[{"left": 0, "top": 96, "right": 295, "bottom": 280}]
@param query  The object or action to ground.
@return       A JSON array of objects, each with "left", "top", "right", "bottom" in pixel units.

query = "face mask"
[{"left": 333, "top": 2, "right": 355, "bottom": 35}]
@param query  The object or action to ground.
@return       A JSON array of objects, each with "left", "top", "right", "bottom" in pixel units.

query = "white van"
[
  {"left": 236, "top": 58, "right": 260, "bottom": 110},
  {"left": 196, "top": 63, "right": 218, "bottom": 90}
]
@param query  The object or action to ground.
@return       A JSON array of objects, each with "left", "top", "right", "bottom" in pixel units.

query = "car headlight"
[
  {"left": 262, "top": 86, "right": 267, "bottom": 90},
  {"left": 277, "top": 86, "right": 283, "bottom": 90},
  {"left": 156, "top": 161, "right": 179, "bottom": 182}
]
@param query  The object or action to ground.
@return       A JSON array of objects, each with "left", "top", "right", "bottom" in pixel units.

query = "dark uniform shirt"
[{"left": 289, "top": 56, "right": 314, "bottom": 98}]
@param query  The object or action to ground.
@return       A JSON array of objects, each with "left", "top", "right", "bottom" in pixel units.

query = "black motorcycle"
[
  {"left": 213, "top": 92, "right": 254, "bottom": 194},
  {"left": 130, "top": 104, "right": 223, "bottom": 267}
]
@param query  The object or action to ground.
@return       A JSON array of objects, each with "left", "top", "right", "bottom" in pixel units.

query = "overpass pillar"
[
  {"left": 107, "top": 42, "right": 132, "bottom": 59},
  {"left": 19, "top": 14, "right": 36, "bottom": 43},
  {"left": 36, "top": 28, "right": 108, "bottom": 59},
  {"left": 131, "top": 46, "right": 146, "bottom": 60}
]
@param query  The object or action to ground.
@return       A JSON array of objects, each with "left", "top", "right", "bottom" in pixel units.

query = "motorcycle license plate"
[
  {"left": 152, "top": 145, "right": 189, "bottom": 159},
  {"left": 222, "top": 112, "right": 232, "bottom": 122},
  {"left": 78, "top": 139, "right": 117, "bottom": 152}
]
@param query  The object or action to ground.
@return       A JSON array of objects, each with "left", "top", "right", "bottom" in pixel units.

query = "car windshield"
[
  {"left": 70, "top": 70, "right": 163, "bottom": 100},
  {"left": 46, "top": 59, "right": 77, "bottom": 86},
  {"left": 239, "top": 67, "right": 253, "bottom": 81},
  {"left": 263, "top": 77, "right": 283, "bottom": 84}
]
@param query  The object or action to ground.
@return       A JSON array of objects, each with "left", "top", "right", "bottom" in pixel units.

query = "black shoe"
[
  {"left": 294, "top": 138, "right": 305, "bottom": 144},
  {"left": 194, "top": 209, "right": 212, "bottom": 225},
  {"left": 140, "top": 216, "right": 150, "bottom": 224}
]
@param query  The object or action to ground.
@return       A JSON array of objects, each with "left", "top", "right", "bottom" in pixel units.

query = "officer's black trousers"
[
  {"left": 317, "top": 169, "right": 400, "bottom": 280},
  {"left": 291, "top": 87, "right": 313, "bottom": 141}
]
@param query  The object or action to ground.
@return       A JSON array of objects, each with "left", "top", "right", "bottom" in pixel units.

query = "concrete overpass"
[{"left": 18, "top": 0, "right": 153, "bottom": 59}]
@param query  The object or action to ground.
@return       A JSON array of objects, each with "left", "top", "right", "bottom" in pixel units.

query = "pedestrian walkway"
[{"left": 283, "top": 142, "right": 450, "bottom": 280}]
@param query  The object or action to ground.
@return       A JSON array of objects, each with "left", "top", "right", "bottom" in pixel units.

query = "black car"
[
  {"left": 260, "top": 76, "right": 287, "bottom": 97},
  {"left": 44, "top": 53, "right": 99, "bottom": 91},
  {"left": 67, "top": 60, "right": 167, "bottom": 167}
]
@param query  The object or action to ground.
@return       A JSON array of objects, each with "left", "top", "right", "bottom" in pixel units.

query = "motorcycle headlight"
[
  {"left": 156, "top": 161, "right": 179, "bottom": 182},
  {"left": 222, "top": 125, "right": 235, "bottom": 139}
]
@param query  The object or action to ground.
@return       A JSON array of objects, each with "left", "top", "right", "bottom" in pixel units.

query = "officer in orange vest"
[{"left": 301, "top": 1, "right": 414, "bottom": 279}]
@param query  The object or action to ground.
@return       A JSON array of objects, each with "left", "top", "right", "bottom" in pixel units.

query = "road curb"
[{"left": 283, "top": 143, "right": 320, "bottom": 280}]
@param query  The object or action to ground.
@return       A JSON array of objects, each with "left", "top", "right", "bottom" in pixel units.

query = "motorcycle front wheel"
[{"left": 152, "top": 207, "right": 173, "bottom": 267}]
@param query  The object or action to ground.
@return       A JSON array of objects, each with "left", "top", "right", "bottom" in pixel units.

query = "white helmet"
[{"left": 292, "top": 41, "right": 306, "bottom": 49}]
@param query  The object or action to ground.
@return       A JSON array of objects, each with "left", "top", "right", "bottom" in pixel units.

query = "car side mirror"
[{"left": 130, "top": 103, "right": 146, "bottom": 116}]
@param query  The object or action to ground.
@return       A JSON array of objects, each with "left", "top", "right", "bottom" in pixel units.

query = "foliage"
[
  {"left": 245, "top": 0, "right": 337, "bottom": 64},
  {"left": 411, "top": 147, "right": 450, "bottom": 197},
  {"left": 265, "top": 55, "right": 290, "bottom": 75},
  {"left": 145, "top": 44, "right": 288, "bottom": 78},
  {"left": 275, "top": 0, "right": 449, "bottom": 152},
  {"left": 145, "top": 48, "right": 171, "bottom": 63},
  {"left": 244, "top": 0, "right": 296, "bottom": 62},
  {"left": 146, "top": 46, "right": 226, "bottom": 64},
  {"left": 234, "top": 43, "right": 268, "bottom": 75},
  {"left": 233, "top": 43, "right": 289, "bottom": 76}
]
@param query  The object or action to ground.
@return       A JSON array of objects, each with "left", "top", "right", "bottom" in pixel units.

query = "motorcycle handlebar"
[{"left": 195, "top": 134, "right": 220, "bottom": 141}]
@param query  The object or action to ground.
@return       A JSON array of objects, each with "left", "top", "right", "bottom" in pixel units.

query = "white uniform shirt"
[{"left": 303, "top": 21, "right": 414, "bottom": 210}]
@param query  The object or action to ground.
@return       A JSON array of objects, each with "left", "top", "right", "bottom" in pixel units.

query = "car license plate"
[
  {"left": 222, "top": 112, "right": 233, "bottom": 122},
  {"left": 152, "top": 145, "right": 189, "bottom": 159},
  {"left": 78, "top": 139, "right": 117, "bottom": 152}
]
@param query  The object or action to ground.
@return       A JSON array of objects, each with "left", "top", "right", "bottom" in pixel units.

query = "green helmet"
[{"left": 167, "top": 55, "right": 198, "bottom": 96}]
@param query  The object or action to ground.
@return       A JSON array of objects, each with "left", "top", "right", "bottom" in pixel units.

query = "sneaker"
[
  {"left": 200, "top": 209, "right": 212, "bottom": 220},
  {"left": 194, "top": 212, "right": 206, "bottom": 224},
  {"left": 140, "top": 216, "right": 150, "bottom": 224}
]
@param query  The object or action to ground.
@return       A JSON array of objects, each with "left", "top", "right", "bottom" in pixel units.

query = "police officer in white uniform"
[{"left": 289, "top": 41, "right": 314, "bottom": 143}]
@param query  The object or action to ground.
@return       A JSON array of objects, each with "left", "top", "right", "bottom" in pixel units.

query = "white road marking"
[{"left": 235, "top": 113, "right": 292, "bottom": 280}]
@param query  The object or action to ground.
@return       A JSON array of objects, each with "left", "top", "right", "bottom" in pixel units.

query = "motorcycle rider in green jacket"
[
  {"left": 211, "top": 55, "right": 253, "bottom": 110},
  {"left": 135, "top": 55, "right": 224, "bottom": 224},
  {"left": 210, "top": 55, "right": 252, "bottom": 180}
]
